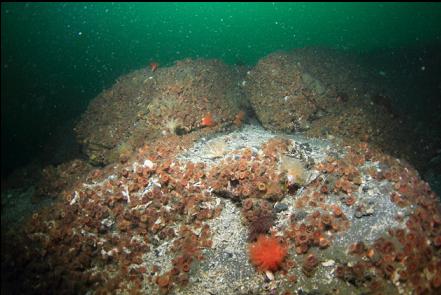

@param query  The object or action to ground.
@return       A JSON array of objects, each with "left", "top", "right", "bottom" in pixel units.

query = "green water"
[{"left": 1, "top": 2, "right": 441, "bottom": 176}]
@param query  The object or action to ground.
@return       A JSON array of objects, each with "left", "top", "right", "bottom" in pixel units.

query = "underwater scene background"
[{"left": 2, "top": 2, "right": 441, "bottom": 294}]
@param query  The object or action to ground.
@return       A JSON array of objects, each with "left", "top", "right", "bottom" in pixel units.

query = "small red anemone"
[
  {"left": 249, "top": 234, "right": 287, "bottom": 272},
  {"left": 150, "top": 62, "right": 158, "bottom": 72},
  {"left": 201, "top": 112, "right": 215, "bottom": 127}
]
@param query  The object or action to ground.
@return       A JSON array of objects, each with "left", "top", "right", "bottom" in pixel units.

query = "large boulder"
[
  {"left": 244, "top": 48, "right": 433, "bottom": 172},
  {"left": 243, "top": 48, "right": 393, "bottom": 132},
  {"left": 75, "top": 58, "right": 246, "bottom": 166}
]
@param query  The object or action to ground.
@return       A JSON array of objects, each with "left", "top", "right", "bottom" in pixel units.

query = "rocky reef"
[{"left": 2, "top": 48, "right": 440, "bottom": 295}]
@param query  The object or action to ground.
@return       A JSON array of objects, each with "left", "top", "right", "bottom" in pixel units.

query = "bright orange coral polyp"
[{"left": 249, "top": 234, "right": 287, "bottom": 272}]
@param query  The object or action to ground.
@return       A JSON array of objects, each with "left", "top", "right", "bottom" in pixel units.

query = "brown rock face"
[{"left": 75, "top": 58, "right": 245, "bottom": 165}]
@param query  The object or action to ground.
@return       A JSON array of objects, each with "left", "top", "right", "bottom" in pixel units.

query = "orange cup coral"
[{"left": 249, "top": 234, "right": 287, "bottom": 272}]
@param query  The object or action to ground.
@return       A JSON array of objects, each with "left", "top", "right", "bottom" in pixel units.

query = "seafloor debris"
[{"left": 2, "top": 125, "right": 440, "bottom": 294}]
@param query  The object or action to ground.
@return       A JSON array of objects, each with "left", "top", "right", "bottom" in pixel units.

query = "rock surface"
[{"left": 3, "top": 125, "right": 440, "bottom": 294}]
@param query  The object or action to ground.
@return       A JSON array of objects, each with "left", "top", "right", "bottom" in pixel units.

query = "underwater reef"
[{"left": 2, "top": 48, "right": 441, "bottom": 295}]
